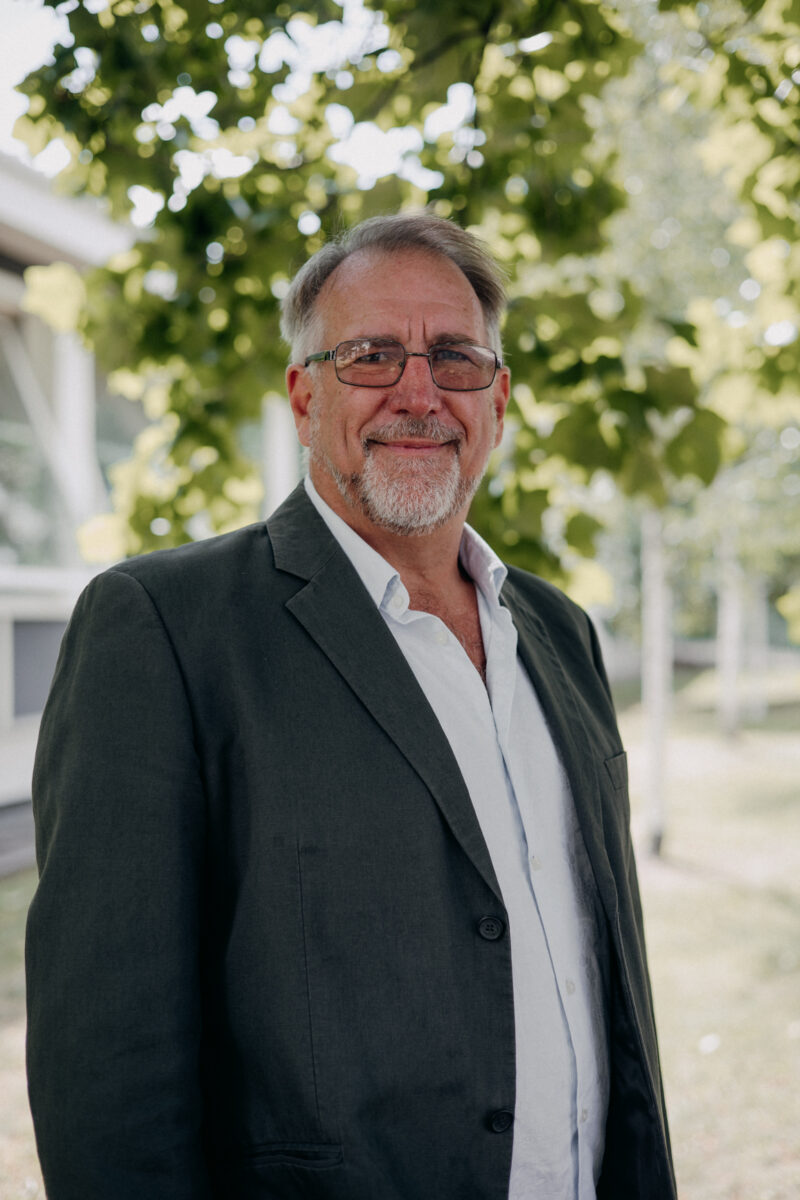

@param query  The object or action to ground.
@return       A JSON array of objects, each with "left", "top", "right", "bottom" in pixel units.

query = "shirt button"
[
  {"left": 580, "top": 1108, "right": 589, "bottom": 1124},
  {"left": 390, "top": 592, "right": 404, "bottom": 610},
  {"left": 477, "top": 916, "right": 505, "bottom": 940},
  {"left": 565, "top": 978, "right": 576, "bottom": 995},
  {"left": 530, "top": 855, "right": 543, "bottom": 871},
  {"left": 487, "top": 1109, "right": 514, "bottom": 1133},
  {"left": 435, "top": 628, "right": 448, "bottom": 645}
]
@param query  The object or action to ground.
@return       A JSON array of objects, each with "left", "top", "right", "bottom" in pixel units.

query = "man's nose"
[{"left": 387, "top": 354, "right": 442, "bottom": 414}]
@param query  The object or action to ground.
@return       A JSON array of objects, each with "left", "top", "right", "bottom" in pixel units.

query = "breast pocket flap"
[{"left": 604, "top": 750, "right": 628, "bottom": 791}]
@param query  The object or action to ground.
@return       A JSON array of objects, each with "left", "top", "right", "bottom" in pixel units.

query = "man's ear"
[
  {"left": 493, "top": 365, "right": 511, "bottom": 448},
  {"left": 287, "top": 363, "right": 313, "bottom": 448}
]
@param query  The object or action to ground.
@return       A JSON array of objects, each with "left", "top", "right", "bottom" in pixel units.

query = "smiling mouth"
[
  {"left": 363, "top": 417, "right": 463, "bottom": 457},
  {"left": 368, "top": 438, "right": 457, "bottom": 453}
]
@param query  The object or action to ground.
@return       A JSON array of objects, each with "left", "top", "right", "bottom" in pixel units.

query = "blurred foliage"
[
  {"left": 12, "top": 0, "right": 800, "bottom": 583},
  {"left": 657, "top": 0, "right": 800, "bottom": 399},
  {"left": 574, "top": 0, "right": 800, "bottom": 636},
  {"left": 594, "top": 420, "right": 800, "bottom": 648}
]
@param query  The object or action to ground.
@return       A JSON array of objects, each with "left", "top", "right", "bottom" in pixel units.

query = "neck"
[
  {"left": 366, "top": 523, "right": 468, "bottom": 596},
  {"left": 310, "top": 468, "right": 469, "bottom": 597}
]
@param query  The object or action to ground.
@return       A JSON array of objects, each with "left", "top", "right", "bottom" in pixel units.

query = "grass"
[
  {"left": 0, "top": 873, "right": 32, "bottom": 1026},
  {"left": 621, "top": 674, "right": 800, "bottom": 1200},
  {"left": 1, "top": 667, "right": 799, "bottom": 1197},
  {"left": 0, "top": 869, "right": 41, "bottom": 1198}
]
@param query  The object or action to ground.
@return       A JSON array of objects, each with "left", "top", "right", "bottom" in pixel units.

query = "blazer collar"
[
  {"left": 268, "top": 485, "right": 618, "bottom": 919},
  {"left": 267, "top": 482, "right": 342, "bottom": 581},
  {"left": 267, "top": 485, "right": 504, "bottom": 902},
  {"left": 500, "top": 574, "right": 620, "bottom": 924}
]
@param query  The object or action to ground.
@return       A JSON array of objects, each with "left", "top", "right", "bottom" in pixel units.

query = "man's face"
[{"left": 287, "top": 248, "right": 510, "bottom": 539}]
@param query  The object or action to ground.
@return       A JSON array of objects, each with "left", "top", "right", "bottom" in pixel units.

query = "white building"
[
  {"left": 0, "top": 154, "right": 135, "bottom": 803},
  {"left": 0, "top": 154, "right": 302, "bottom": 809}
]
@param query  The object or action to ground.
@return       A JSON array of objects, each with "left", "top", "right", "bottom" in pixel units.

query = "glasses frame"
[{"left": 303, "top": 338, "right": 501, "bottom": 392}]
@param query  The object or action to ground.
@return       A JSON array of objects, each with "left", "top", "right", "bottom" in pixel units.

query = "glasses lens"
[
  {"left": 430, "top": 344, "right": 496, "bottom": 390},
  {"left": 335, "top": 339, "right": 405, "bottom": 385}
]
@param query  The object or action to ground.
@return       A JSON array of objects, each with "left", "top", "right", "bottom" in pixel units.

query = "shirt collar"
[
  {"left": 304, "top": 474, "right": 507, "bottom": 612},
  {"left": 458, "top": 522, "right": 508, "bottom": 606},
  {"left": 304, "top": 475, "right": 397, "bottom": 610}
]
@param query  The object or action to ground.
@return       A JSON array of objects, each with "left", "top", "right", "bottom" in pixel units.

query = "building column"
[
  {"left": 52, "top": 331, "right": 102, "bottom": 520},
  {"left": 262, "top": 394, "right": 301, "bottom": 517},
  {"left": 0, "top": 618, "right": 13, "bottom": 733}
]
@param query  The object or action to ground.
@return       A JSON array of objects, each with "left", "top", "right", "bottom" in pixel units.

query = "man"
[{"left": 27, "top": 212, "right": 676, "bottom": 1199}]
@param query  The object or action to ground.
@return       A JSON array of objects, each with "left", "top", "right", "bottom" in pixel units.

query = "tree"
[
  {"left": 12, "top": 0, "right": 800, "bottom": 588},
  {"left": 12, "top": 0, "right": 709, "bottom": 565},
  {"left": 576, "top": 0, "right": 800, "bottom": 649}
]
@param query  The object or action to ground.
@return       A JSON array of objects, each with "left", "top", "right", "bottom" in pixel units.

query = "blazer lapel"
[
  {"left": 268, "top": 486, "right": 503, "bottom": 903},
  {"left": 501, "top": 576, "right": 621, "bottom": 925}
]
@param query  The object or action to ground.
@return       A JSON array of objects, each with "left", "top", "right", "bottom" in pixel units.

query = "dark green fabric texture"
[{"left": 26, "top": 483, "right": 676, "bottom": 1199}]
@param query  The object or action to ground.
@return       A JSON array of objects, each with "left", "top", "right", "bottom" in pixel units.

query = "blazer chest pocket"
[
  {"left": 604, "top": 749, "right": 628, "bottom": 793},
  {"left": 602, "top": 750, "right": 631, "bottom": 833}
]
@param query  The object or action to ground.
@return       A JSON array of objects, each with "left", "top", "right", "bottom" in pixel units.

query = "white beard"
[{"left": 310, "top": 414, "right": 492, "bottom": 536}]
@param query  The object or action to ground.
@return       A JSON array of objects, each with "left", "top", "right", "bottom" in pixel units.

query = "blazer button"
[
  {"left": 487, "top": 1109, "right": 514, "bottom": 1133},
  {"left": 477, "top": 916, "right": 505, "bottom": 940}
]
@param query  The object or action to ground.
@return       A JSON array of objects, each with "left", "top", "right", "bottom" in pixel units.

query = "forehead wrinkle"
[
  {"left": 316, "top": 248, "right": 489, "bottom": 349},
  {"left": 342, "top": 330, "right": 482, "bottom": 348},
  {"left": 418, "top": 308, "right": 487, "bottom": 348},
  {"left": 425, "top": 332, "right": 484, "bottom": 347}
]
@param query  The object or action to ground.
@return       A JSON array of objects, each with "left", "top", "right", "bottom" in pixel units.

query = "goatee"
[{"left": 311, "top": 415, "right": 490, "bottom": 536}]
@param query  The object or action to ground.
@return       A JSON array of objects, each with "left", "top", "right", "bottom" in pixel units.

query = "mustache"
[{"left": 363, "top": 417, "right": 463, "bottom": 448}]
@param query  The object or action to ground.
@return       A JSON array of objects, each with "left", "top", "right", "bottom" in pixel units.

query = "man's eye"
[
  {"left": 433, "top": 346, "right": 472, "bottom": 364},
  {"left": 339, "top": 340, "right": 399, "bottom": 368}
]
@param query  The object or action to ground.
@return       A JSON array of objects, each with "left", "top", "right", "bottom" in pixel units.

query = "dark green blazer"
[{"left": 27, "top": 483, "right": 675, "bottom": 1200}]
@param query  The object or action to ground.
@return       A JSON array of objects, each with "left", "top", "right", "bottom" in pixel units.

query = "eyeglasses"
[{"left": 304, "top": 337, "right": 501, "bottom": 391}]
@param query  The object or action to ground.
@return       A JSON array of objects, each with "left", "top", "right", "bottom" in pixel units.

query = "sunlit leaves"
[
  {"left": 14, "top": 0, "right": 796, "bottom": 576},
  {"left": 777, "top": 583, "right": 800, "bottom": 642},
  {"left": 663, "top": 408, "right": 727, "bottom": 485}
]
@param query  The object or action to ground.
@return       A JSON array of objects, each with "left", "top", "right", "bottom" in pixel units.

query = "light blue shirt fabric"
[{"left": 305, "top": 476, "right": 609, "bottom": 1199}]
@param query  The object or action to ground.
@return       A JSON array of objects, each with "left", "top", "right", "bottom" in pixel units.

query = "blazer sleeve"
[{"left": 25, "top": 568, "right": 213, "bottom": 1200}]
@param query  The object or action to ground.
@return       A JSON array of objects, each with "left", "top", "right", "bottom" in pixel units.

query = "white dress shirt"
[{"left": 305, "top": 476, "right": 610, "bottom": 1200}]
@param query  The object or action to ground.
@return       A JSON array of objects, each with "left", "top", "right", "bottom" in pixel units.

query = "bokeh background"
[{"left": 0, "top": 0, "right": 798, "bottom": 1196}]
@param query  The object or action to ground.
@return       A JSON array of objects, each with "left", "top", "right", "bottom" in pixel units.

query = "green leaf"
[
  {"left": 565, "top": 512, "right": 604, "bottom": 556},
  {"left": 664, "top": 409, "right": 726, "bottom": 485}
]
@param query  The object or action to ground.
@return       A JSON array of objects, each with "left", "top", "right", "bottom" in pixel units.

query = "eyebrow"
[
  {"left": 349, "top": 332, "right": 484, "bottom": 347},
  {"left": 428, "top": 333, "right": 483, "bottom": 347}
]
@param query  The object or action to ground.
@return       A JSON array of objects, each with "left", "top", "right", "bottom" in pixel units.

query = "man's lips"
[
  {"left": 366, "top": 437, "right": 458, "bottom": 453},
  {"left": 363, "top": 417, "right": 463, "bottom": 454}
]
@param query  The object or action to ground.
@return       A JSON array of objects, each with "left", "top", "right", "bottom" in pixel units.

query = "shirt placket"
[{"left": 483, "top": 602, "right": 587, "bottom": 1197}]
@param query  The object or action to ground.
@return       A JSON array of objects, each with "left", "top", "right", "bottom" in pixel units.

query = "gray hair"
[{"left": 279, "top": 210, "right": 507, "bottom": 363}]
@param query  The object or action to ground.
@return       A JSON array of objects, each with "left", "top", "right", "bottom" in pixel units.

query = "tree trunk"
[
  {"left": 744, "top": 574, "right": 769, "bottom": 723},
  {"left": 716, "top": 525, "right": 744, "bottom": 738},
  {"left": 641, "top": 508, "right": 672, "bottom": 857}
]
